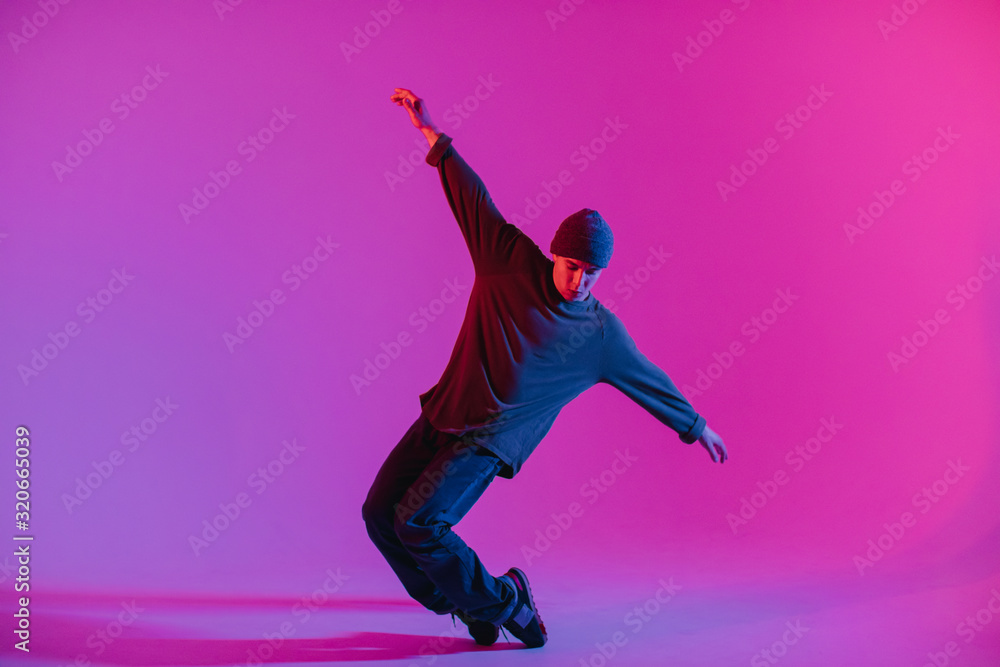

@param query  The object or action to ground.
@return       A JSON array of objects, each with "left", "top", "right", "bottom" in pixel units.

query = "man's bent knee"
[
  {"left": 361, "top": 495, "right": 389, "bottom": 531},
  {"left": 394, "top": 513, "right": 448, "bottom": 551}
]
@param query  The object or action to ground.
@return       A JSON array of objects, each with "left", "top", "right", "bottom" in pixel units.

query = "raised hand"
[{"left": 391, "top": 88, "right": 438, "bottom": 133}]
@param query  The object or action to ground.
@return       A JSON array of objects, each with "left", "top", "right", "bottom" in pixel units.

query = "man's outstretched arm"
[
  {"left": 598, "top": 311, "right": 728, "bottom": 464},
  {"left": 390, "top": 87, "right": 523, "bottom": 271}
]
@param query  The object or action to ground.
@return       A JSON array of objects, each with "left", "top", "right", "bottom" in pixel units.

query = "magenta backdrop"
[{"left": 2, "top": 0, "right": 999, "bottom": 664}]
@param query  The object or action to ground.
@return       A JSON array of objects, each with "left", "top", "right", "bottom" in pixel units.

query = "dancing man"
[{"left": 362, "top": 88, "right": 728, "bottom": 649}]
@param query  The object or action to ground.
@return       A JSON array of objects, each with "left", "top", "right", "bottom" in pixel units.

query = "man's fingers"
[
  {"left": 702, "top": 437, "right": 727, "bottom": 463},
  {"left": 704, "top": 441, "right": 718, "bottom": 463},
  {"left": 391, "top": 90, "right": 424, "bottom": 118},
  {"left": 390, "top": 88, "right": 416, "bottom": 104}
]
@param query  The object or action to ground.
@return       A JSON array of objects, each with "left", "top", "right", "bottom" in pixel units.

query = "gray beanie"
[{"left": 549, "top": 209, "right": 614, "bottom": 268}]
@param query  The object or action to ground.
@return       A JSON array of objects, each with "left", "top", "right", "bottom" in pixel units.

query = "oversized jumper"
[{"left": 362, "top": 88, "right": 728, "bottom": 649}]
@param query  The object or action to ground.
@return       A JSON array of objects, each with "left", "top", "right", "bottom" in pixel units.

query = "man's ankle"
[{"left": 494, "top": 575, "right": 518, "bottom": 624}]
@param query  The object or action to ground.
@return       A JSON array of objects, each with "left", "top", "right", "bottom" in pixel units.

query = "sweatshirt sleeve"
[
  {"left": 425, "top": 133, "right": 525, "bottom": 273},
  {"left": 597, "top": 309, "right": 706, "bottom": 444}
]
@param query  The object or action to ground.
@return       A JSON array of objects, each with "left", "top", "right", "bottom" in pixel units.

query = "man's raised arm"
[{"left": 390, "top": 87, "right": 523, "bottom": 272}]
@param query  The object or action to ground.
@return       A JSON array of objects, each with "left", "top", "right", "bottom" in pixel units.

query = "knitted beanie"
[{"left": 549, "top": 209, "right": 614, "bottom": 268}]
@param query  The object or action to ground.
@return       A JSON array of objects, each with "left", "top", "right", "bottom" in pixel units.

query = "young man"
[{"left": 362, "top": 88, "right": 728, "bottom": 649}]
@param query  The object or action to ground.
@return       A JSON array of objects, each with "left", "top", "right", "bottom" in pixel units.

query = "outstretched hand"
[
  {"left": 694, "top": 424, "right": 728, "bottom": 463},
  {"left": 391, "top": 88, "right": 437, "bottom": 133}
]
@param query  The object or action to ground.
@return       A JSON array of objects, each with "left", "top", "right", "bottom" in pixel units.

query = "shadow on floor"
[{"left": 7, "top": 608, "right": 521, "bottom": 665}]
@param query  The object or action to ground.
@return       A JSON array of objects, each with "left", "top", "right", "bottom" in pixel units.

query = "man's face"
[{"left": 552, "top": 253, "right": 603, "bottom": 302}]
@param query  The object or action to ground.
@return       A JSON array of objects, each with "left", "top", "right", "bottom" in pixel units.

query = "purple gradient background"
[{"left": 1, "top": 1, "right": 999, "bottom": 665}]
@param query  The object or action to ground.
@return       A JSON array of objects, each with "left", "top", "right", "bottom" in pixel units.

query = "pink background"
[{"left": 1, "top": 1, "right": 998, "bottom": 665}]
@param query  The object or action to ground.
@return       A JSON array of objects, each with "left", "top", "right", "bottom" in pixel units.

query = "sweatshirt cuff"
[
  {"left": 679, "top": 414, "right": 706, "bottom": 444},
  {"left": 425, "top": 133, "right": 453, "bottom": 167}
]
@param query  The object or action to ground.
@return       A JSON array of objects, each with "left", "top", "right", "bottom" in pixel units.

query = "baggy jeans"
[{"left": 362, "top": 411, "right": 517, "bottom": 624}]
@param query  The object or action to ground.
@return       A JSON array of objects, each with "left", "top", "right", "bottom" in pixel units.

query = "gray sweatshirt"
[{"left": 418, "top": 133, "right": 705, "bottom": 478}]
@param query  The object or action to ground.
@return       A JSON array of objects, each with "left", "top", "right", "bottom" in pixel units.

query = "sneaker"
[
  {"left": 451, "top": 609, "right": 499, "bottom": 646},
  {"left": 500, "top": 567, "right": 547, "bottom": 648}
]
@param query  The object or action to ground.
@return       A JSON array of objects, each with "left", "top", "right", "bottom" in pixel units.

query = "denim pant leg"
[
  {"left": 362, "top": 413, "right": 516, "bottom": 624},
  {"left": 362, "top": 413, "right": 455, "bottom": 614},
  {"left": 393, "top": 430, "right": 516, "bottom": 625}
]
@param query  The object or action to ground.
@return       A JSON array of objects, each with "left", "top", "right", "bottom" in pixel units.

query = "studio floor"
[{"left": 5, "top": 556, "right": 999, "bottom": 667}]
